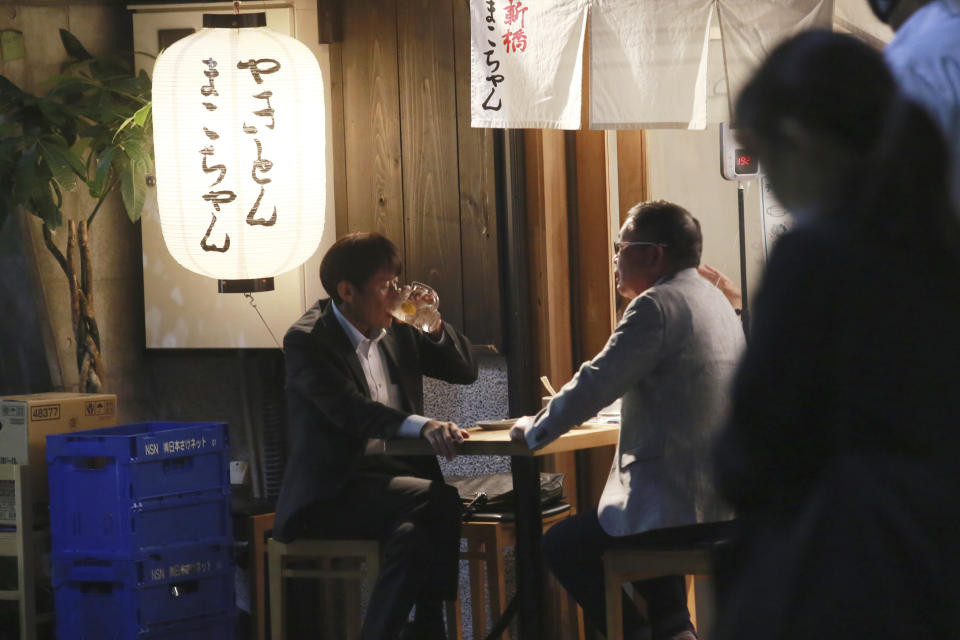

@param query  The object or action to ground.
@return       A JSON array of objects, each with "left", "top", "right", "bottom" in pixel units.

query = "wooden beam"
[
  {"left": 571, "top": 129, "right": 616, "bottom": 358},
  {"left": 524, "top": 128, "right": 578, "bottom": 517},
  {"left": 316, "top": 0, "right": 343, "bottom": 44},
  {"left": 327, "top": 42, "right": 348, "bottom": 237},
  {"left": 616, "top": 129, "right": 647, "bottom": 223},
  {"left": 567, "top": 129, "right": 617, "bottom": 510},
  {"left": 498, "top": 129, "right": 538, "bottom": 418},
  {"left": 526, "top": 128, "right": 573, "bottom": 392},
  {"left": 453, "top": 0, "right": 502, "bottom": 350}
]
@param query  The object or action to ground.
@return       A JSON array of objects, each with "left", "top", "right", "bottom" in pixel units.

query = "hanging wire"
[{"left": 243, "top": 292, "right": 282, "bottom": 348}]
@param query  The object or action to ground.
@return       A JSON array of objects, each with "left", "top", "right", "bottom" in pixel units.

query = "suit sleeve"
[
  {"left": 416, "top": 321, "right": 479, "bottom": 385},
  {"left": 714, "top": 227, "right": 840, "bottom": 512},
  {"left": 525, "top": 295, "right": 665, "bottom": 450},
  {"left": 284, "top": 329, "right": 408, "bottom": 440}
]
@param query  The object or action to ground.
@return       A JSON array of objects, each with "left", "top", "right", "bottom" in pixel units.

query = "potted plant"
[{"left": 0, "top": 30, "right": 152, "bottom": 392}]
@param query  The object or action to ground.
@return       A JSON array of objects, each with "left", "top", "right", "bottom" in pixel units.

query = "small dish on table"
[{"left": 475, "top": 418, "right": 518, "bottom": 431}]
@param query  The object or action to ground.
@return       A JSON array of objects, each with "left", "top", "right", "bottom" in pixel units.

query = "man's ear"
[
  {"left": 652, "top": 245, "right": 670, "bottom": 271},
  {"left": 337, "top": 280, "right": 354, "bottom": 304}
]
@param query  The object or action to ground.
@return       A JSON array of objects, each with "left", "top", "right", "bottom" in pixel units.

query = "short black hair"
[
  {"left": 735, "top": 30, "right": 898, "bottom": 159},
  {"left": 319, "top": 232, "right": 402, "bottom": 303},
  {"left": 625, "top": 200, "right": 702, "bottom": 270}
]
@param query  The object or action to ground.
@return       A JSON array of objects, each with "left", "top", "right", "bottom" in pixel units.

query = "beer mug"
[{"left": 390, "top": 281, "right": 441, "bottom": 332}]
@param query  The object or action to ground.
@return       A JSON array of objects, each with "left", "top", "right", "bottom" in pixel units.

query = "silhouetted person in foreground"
[{"left": 713, "top": 30, "right": 960, "bottom": 638}]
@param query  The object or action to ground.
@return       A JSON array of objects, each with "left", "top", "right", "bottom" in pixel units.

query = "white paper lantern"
[{"left": 152, "top": 13, "right": 325, "bottom": 290}]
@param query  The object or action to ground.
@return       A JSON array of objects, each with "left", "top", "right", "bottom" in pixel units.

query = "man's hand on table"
[
  {"left": 509, "top": 415, "right": 535, "bottom": 445},
  {"left": 421, "top": 420, "right": 470, "bottom": 460}
]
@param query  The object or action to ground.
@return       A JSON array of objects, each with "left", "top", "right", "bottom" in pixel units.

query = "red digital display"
[{"left": 735, "top": 148, "right": 758, "bottom": 174}]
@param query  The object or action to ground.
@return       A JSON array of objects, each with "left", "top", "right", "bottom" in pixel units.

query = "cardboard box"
[{"left": 0, "top": 393, "right": 117, "bottom": 524}]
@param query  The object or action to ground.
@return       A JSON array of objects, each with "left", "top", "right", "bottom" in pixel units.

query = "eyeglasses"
[{"left": 613, "top": 241, "right": 668, "bottom": 256}]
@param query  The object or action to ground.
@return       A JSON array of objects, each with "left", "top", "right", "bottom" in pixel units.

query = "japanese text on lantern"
[
  {"left": 199, "top": 57, "right": 233, "bottom": 253},
  {"left": 237, "top": 58, "right": 280, "bottom": 228},
  {"left": 197, "top": 57, "right": 282, "bottom": 254}
]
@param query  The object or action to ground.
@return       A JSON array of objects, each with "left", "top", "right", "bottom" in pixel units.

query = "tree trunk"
[
  {"left": 65, "top": 220, "right": 104, "bottom": 393},
  {"left": 41, "top": 217, "right": 105, "bottom": 393}
]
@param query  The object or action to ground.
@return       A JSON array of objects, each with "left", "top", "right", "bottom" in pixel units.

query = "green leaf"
[
  {"left": 59, "top": 30, "right": 92, "bottom": 61},
  {"left": 120, "top": 159, "right": 145, "bottom": 222},
  {"left": 91, "top": 146, "right": 116, "bottom": 198},
  {"left": 120, "top": 138, "right": 153, "bottom": 174},
  {"left": 34, "top": 187, "right": 62, "bottom": 229},
  {"left": 49, "top": 178, "right": 63, "bottom": 208},
  {"left": 38, "top": 137, "right": 80, "bottom": 192},
  {"left": 0, "top": 75, "right": 27, "bottom": 111},
  {"left": 37, "top": 96, "right": 67, "bottom": 127},
  {"left": 14, "top": 144, "right": 40, "bottom": 202},
  {"left": 132, "top": 103, "right": 150, "bottom": 128},
  {"left": 79, "top": 124, "right": 108, "bottom": 139}
]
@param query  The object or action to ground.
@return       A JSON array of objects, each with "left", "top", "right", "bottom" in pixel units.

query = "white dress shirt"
[
  {"left": 885, "top": 0, "right": 960, "bottom": 209},
  {"left": 332, "top": 302, "right": 430, "bottom": 437}
]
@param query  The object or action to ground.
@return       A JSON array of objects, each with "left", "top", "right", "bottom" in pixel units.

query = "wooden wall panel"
[
  {"left": 571, "top": 130, "right": 617, "bottom": 510},
  {"left": 341, "top": 0, "right": 404, "bottom": 250},
  {"left": 452, "top": 0, "right": 501, "bottom": 350},
  {"left": 617, "top": 129, "right": 647, "bottom": 223},
  {"left": 333, "top": 0, "right": 501, "bottom": 347},
  {"left": 525, "top": 128, "right": 577, "bottom": 516},
  {"left": 328, "top": 42, "right": 348, "bottom": 237},
  {"left": 526, "top": 128, "right": 583, "bottom": 640},
  {"left": 397, "top": 0, "right": 464, "bottom": 330},
  {"left": 573, "top": 130, "right": 616, "bottom": 358}
]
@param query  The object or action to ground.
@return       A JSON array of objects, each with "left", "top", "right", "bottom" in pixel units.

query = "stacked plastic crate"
[{"left": 45, "top": 422, "right": 235, "bottom": 640}]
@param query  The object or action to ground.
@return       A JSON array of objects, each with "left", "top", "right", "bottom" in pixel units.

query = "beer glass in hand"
[{"left": 390, "top": 281, "right": 442, "bottom": 333}]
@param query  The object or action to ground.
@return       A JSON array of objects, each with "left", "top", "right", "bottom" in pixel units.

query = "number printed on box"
[{"left": 31, "top": 404, "right": 60, "bottom": 421}]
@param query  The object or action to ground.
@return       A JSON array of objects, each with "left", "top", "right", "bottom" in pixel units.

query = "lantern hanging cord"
[
  {"left": 233, "top": 1, "right": 241, "bottom": 14},
  {"left": 244, "top": 292, "right": 282, "bottom": 349}
]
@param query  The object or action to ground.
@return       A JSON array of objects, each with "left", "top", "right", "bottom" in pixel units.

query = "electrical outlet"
[{"left": 229, "top": 460, "right": 249, "bottom": 485}]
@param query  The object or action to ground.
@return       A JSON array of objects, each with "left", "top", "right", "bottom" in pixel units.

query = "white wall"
[
  {"left": 643, "top": 36, "right": 765, "bottom": 302},
  {"left": 643, "top": 5, "right": 893, "bottom": 307}
]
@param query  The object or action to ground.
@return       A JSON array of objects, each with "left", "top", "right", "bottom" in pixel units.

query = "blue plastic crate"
[
  {"left": 140, "top": 614, "right": 237, "bottom": 640},
  {"left": 49, "top": 487, "right": 232, "bottom": 557},
  {"left": 53, "top": 544, "right": 235, "bottom": 640},
  {"left": 46, "top": 422, "right": 230, "bottom": 503},
  {"left": 55, "top": 607, "right": 237, "bottom": 640},
  {"left": 52, "top": 541, "right": 233, "bottom": 587}
]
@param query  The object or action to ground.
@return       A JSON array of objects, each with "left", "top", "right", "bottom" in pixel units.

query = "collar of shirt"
[{"left": 332, "top": 301, "right": 387, "bottom": 357}]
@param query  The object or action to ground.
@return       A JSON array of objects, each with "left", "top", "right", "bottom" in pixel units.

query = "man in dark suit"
[{"left": 273, "top": 232, "right": 478, "bottom": 640}]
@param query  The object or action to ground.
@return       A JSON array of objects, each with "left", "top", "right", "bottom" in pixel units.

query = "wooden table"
[{"left": 382, "top": 422, "right": 620, "bottom": 640}]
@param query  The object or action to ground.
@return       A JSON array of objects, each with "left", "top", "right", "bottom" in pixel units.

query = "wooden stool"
[
  {"left": 602, "top": 540, "right": 727, "bottom": 640},
  {"left": 247, "top": 511, "right": 275, "bottom": 640},
  {"left": 461, "top": 503, "right": 582, "bottom": 640},
  {"left": 267, "top": 538, "right": 378, "bottom": 640},
  {"left": 230, "top": 498, "right": 277, "bottom": 640},
  {"left": 267, "top": 537, "right": 463, "bottom": 639}
]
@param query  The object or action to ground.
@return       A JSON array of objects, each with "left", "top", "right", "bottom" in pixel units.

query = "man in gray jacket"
[{"left": 510, "top": 200, "right": 744, "bottom": 640}]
